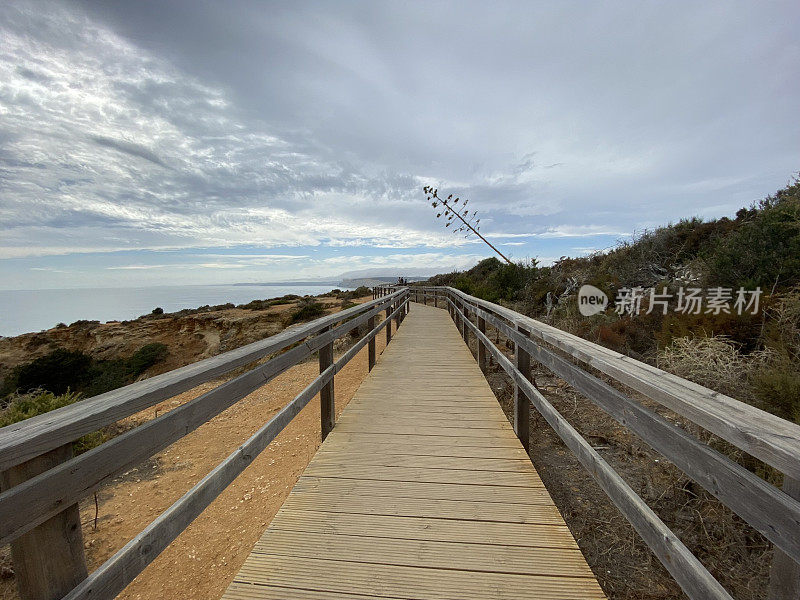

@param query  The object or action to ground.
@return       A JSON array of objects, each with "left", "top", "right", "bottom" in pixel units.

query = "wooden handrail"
[
  {"left": 457, "top": 293, "right": 800, "bottom": 564},
  {"left": 445, "top": 287, "right": 800, "bottom": 481},
  {"left": 0, "top": 289, "right": 407, "bottom": 472},
  {"left": 0, "top": 289, "right": 410, "bottom": 600},
  {"left": 0, "top": 297, "right": 400, "bottom": 545}
]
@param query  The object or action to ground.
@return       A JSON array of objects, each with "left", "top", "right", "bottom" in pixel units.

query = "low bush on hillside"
[
  {"left": 3, "top": 349, "right": 92, "bottom": 396},
  {"left": 337, "top": 286, "right": 371, "bottom": 300},
  {"left": 0, "top": 389, "right": 83, "bottom": 427},
  {"left": 0, "top": 390, "right": 108, "bottom": 453},
  {"left": 430, "top": 257, "right": 539, "bottom": 303},
  {"left": 237, "top": 295, "right": 301, "bottom": 310},
  {"left": 1, "top": 342, "right": 169, "bottom": 399},
  {"left": 289, "top": 300, "right": 326, "bottom": 323},
  {"left": 701, "top": 183, "right": 800, "bottom": 290}
]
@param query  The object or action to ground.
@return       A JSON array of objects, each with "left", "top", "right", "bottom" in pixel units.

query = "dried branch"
[{"left": 424, "top": 186, "right": 513, "bottom": 265}]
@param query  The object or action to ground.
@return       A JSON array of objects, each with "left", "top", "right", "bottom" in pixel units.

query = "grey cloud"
[
  {"left": 90, "top": 136, "right": 170, "bottom": 169},
  {"left": 0, "top": 0, "right": 798, "bottom": 262},
  {"left": 15, "top": 66, "right": 53, "bottom": 84}
]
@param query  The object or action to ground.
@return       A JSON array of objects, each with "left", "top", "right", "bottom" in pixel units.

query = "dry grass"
[{"left": 657, "top": 335, "right": 772, "bottom": 400}]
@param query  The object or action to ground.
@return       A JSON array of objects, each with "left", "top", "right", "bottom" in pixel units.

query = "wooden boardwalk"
[{"left": 223, "top": 303, "right": 605, "bottom": 600}]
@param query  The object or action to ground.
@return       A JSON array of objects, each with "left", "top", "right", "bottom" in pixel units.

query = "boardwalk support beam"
[
  {"left": 368, "top": 316, "right": 376, "bottom": 371},
  {"left": 514, "top": 325, "right": 531, "bottom": 452},
  {"left": 478, "top": 316, "right": 487, "bottom": 373},
  {"left": 462, "top": 304, "right": 470, "bottom": 346},
  {"left": 319, "top": 326, "right": 335, "bottom": 440},
  {"left": 769, "top": 477, "right": 800, "bottom": 600},
  {"left": 0, "top": 445, "right": 87, "bottom": 600}
]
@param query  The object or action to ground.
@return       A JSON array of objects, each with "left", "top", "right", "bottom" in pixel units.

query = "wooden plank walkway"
[{"left": 222, "top": 303, "right": 605, "bottom": 599}]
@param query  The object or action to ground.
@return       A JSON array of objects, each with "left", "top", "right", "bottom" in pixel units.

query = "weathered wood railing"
[
  {"left": 412, "top": 285, "right": 800, "bottom": 600},
  {"left": 371, "top": 284, "right": 399, "bottom": 299},
  {"left": 0, "top": 288, "right": 410, "bottom": 600}
]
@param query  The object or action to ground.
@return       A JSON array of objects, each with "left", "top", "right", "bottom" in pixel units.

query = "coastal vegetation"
[
  {"left": 0, "top": 343, "right": 169, "bottom": 399},
  {"left": 427, "top": 177, "right": 800, "bottom": 424}
]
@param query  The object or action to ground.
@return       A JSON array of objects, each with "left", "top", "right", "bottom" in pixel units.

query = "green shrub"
[
  {"left": 339, "top": 286, "right": 371, "bottom": 300},
  {"left": 439, "top": 258, "right": 537, "bottom": 304},
  {"left": 270, "top": 294, "right": 300, "bottom": 305},
  {"left": 2, "top": 349, "right": 92, "bottom": 396},
  {"left": 238, "top": 299, "right": 271, "bottom": 310},
  {"left": 128, "top": 343, "right": 169, "bottom": 375},
  {"left": 151, "top": 307, "right": 164, "bottom": 315},
  {"left": 238, "top": 294, "right": 301, "bottom": 310},
  {"left": 290, "top": 301, "right": 326, "bottom": 323},
  {"left": 0, "top": 390, "right": 108, "bottom": 453},
  {"left": 750, "top": 365, "right": 800, "bottom": 423},
  {"left": 0, "top": 389, "right": 83, "bottom": 426},
  {"left": 1, "top": 343, "right": 170, "bottom": 399},
  {"left": 489, "top": 262, "right": 530, "bottom": 300},
  {"left": 701, "top": 179, "right": 800, "bottom": 289}
]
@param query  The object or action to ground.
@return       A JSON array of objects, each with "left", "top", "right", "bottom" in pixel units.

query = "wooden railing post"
[
  {"left": 395, "top": 297, "right": 402, "bottom": 328},
  {"left": 462, "top": 304, "right": 470, "bottom": 346},
  {"left": 769, "top": 476, "right": 800, "bottom": 599},
  {"left": 386, "top": 302, "right": 393, "bottom": 344},
  {"left": 514, "top": 325, "right": 532, "bottom": 452},
  {"left": 367, "top": 315, "right": 376, "bottom": 371},
  {"left": 0, "top": 445, "right": 88, "bottom": 600},
  {"left": 478, "top": 315, "right": 487, "bottom": 373},
  {"left": 319, "top": 326, "right": 334, "bottom": 440}
]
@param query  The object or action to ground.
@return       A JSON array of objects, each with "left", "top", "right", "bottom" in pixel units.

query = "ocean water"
[{"left": 0, "top": 284, "right": 347, "bottom": 337}]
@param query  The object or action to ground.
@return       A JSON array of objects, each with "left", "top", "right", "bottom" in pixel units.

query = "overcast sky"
[{"left": 1, "top": 1, "right": 798, "bottom": 289}]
